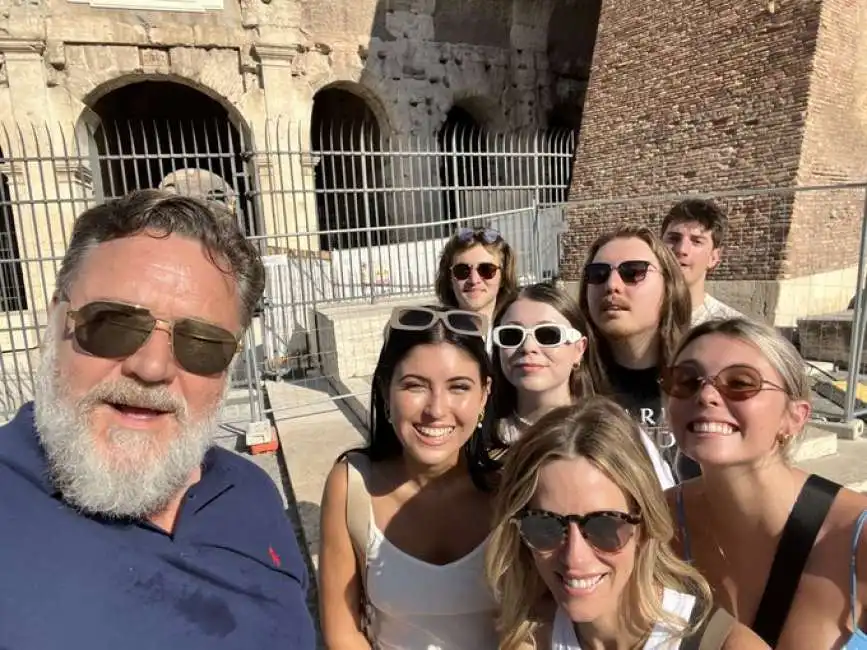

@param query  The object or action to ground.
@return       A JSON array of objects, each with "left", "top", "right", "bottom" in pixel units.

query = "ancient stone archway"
[
  {"left": 0, "top": 147, "right": 25, "bottom": 311},
  {"left": 81, "top": 78, "right": 258, "bottom": 235},
  {"left": 311, "top": 83, "right": 385, "bottom": 250},
  {"left": 438, "top": 100, "right": 491, "bottom": 223}
]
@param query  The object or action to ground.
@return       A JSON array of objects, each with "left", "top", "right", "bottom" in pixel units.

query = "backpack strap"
[
  {"left": 850, "top": 510, "right": 867, "bottom": 630},
  {"left": 345, "top": 452, "right": 372, "bottom": 569},
  {"left": 752, "top": 473, "right": 841, "bottom": 646},
  {"left": 680, "top": 598, "right": 736, "bottom": 650},
  {"left": 697, "top": 608, "right": 735, "bottom": 650}
]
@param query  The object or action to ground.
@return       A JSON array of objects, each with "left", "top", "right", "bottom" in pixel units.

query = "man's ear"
[{"left": 707, "top": 246, "right": 722, "bottom": 271}]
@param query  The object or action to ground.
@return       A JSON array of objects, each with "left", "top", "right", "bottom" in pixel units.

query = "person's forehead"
[
  {"left": 453, "top": 244, "right": 499, "bottom": 264},
  {"left": 664, "top": 220, "right": 713, "bottom": 239},
  {"left": 502, "top": 298, "right": 569, "bottom": 326},
  {"left": 593, "top": 236, "right": 658, "bottom": 263},
  {"left": 69, "top": 233, "right": 241, "bottom": 323},
  {"left": 677, "top": 334, "right": 777, "bottom": 374}
]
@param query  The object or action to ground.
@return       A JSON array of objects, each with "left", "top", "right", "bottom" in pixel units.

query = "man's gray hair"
[{"left": 55, "top": 189, "right": 265, "bottom": 327}]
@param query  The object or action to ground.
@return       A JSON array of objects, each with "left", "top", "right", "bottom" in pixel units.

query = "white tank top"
[
  {"left": 551, "top": 588, "right": 696, "bottom": 649},
  {"left": 364, "top": 521, "right": 499, "bottom": 649}
]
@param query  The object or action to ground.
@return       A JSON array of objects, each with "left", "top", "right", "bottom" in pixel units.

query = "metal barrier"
[{"left": 0, "top": 120, "right": 575, "bottom": 422}]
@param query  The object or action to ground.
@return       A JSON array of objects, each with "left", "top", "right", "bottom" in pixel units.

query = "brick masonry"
[{"left": 562, "top": 0, "right": 867, "bottom": 290}]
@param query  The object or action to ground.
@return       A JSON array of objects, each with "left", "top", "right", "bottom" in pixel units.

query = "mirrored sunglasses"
[
  {"left": 660, "top": 363, "right": 787, "bottom": 401},
  {"left": 65, "top": 300, "right": 241, "bottom": 376},
  {"left": 493, "top": 324, "right": 582, "bottom": 349},
  {"left": 456, "top": 227, "right": 501, "bottom": 245},
  {"left": 388, "top": 307, "right": 488, "bottom": 338},
  {"left": 584, "top": 260, "right": 655, "bottom": 285},
  {"left": 451, "top": 262, "right": 500, "bottom": 281},
  {"left": 514, "top": 508, "right": 641, "bottom": 554}
]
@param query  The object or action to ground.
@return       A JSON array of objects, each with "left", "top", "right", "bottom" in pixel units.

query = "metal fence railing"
[{"left": 0, "top": 120, "right": 576, "bottom": 422}]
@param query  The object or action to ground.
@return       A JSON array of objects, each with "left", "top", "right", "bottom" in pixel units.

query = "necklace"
[{"left": 514, "top": 413, "right": 534, "bottom": 428}]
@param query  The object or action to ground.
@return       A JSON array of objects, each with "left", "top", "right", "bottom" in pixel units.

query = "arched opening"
[
  {"left": 311, "top": 85, "right": 385, "bottom": 251},
  {"left": 438, "top": 103, "right": 489, "bottom": 227},
  {"left": 85, "top": 79, "right": 257, "bottom": 235},
  {"left": 546, "top": 0, "right": 601, "bottom": 134},
  {"left": 0, "top": 149, "right": 26, "bottom": 311}
]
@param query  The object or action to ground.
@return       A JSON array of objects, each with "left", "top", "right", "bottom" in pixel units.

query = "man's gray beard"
[{"left": 33, "top": 320, "right": 228, "bottom": 519}]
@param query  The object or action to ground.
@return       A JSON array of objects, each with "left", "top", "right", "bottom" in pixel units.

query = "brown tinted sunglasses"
[{"left": 65, "top": 300, "right": 241, "bottom": 376}]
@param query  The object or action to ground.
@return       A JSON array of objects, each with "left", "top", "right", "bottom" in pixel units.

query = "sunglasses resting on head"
[
  {"left": 63, "top": 298, "right": 241, "bottom": 376},
  {"left": 456, "top": 227, "right": 501, "bottom": 245},
  {"left": 387, "top": 306, "right": 489, "bottom": 338}
]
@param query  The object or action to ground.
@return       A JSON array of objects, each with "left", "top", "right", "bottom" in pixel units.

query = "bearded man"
[{"left": 0, "top": 190, "right": 316, "bottom": 649}]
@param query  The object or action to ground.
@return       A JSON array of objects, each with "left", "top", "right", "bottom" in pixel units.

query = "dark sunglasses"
[
  {"left": 388, "top": 306, "right": 487, "bottom": 338},
  {"left": 456, "top": 227, "right": 501, "bottom": 245},
  {"left": 584, "top": 260, "right": 655, "bottom": 285},
  {"left": 493, "top": 324, "right": 582, "bottom": 349},
  {"left": 65, "top": 300, "right": 241, "bottom": 376},
  {"left": 660, "top": 363, "right": 787, "bottom": 401},
  {"left": 452, "top": 262, "right": 500, "bottom": 281},
  {"left": 513, "top": 508, "right": 641, "bottom": 554}
]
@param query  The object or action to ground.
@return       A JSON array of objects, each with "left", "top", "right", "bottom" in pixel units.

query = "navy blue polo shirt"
[{"left": 0, "top": 403, "right": 317, "bottom": 650}]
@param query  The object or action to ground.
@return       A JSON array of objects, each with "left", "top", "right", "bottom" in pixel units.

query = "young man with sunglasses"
[
  {"left": 0, "top": 191, "right": 316, "bottom": 649},
  {"left": 661, "top": 198, "right": 742, "bottom": 326},
  {"left": 579, "top": 227, "right": 691, "bottom": 483}
]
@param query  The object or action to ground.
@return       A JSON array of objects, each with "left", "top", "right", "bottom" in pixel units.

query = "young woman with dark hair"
[{"left": 318, "top": 305, "right": 504, "bottom": 649}]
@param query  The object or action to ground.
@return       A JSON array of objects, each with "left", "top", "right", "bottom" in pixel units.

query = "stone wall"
[
  {"left": 561, "top": 0, "right": 866, "bottom": 325},
  {"left": 0, "top": 0, "right": 598, "bottom": 137}
]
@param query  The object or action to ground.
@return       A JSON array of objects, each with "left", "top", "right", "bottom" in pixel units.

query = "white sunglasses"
[{"left": 493, "top": 324, "right": 583, "bottom": 349}]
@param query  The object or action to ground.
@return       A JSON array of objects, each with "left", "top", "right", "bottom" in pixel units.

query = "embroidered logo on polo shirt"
[{"left": 268, "top": 546, "right": 282, "bottom": 567}]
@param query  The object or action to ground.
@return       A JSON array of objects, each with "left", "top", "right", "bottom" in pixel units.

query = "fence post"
[
  {"left": 531, "top": 200, "right": 541, "bottom": 282},
  {"left": 359, "top": 125, "right": 376, "bottom": 304},
  {"left": 451, "top": 126, "right": 462, "bottom": 227},
  {"left": 843, "top": 188, "right": 867, "bottom": 420}
]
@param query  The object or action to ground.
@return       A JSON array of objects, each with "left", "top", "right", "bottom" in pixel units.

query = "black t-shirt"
[{"left": 606, "top": 363, "right": 701, "bottom": 481}]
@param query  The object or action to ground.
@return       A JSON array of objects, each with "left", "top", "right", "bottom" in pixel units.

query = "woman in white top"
[
  {"left": 486, "top": 397, "right": 768, "bottom": 650},
  {"left": 492, "top": 283, "right": 674, "bottom": 488},
  {"left": 319, "top": 305, "right": 505, "bottom": 649}
]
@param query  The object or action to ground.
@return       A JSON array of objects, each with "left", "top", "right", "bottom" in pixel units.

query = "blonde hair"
[
  {"left": 670, "top": 317, "right": 811, "bottom": 462},
  {"left": 579, "top": 225, "right": 691, "bottom": 394},
  {"left": 485, "top": 397, "right": 712, "bottom": 650}
]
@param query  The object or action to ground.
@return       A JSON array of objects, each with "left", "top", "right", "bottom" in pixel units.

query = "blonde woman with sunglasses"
[
  {"left": 492, "top": 283, "right": 674, "bottom": 488},
  {"left": 318, "top": 305, "right": 505, "bottom": 649},
  {"left": 486, "top": 397, "right": 767, "bottom": 650},
  {"left": 662, "top": 318, "right": 867, "bottom": 650}
]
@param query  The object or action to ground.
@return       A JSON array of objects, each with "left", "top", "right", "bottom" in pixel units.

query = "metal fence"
[
  {"left": 567, "top": 182, "right": 867, "bottom": 426},
  {"left": 0, "top": 120, "right": 576, "bottom": 424}
]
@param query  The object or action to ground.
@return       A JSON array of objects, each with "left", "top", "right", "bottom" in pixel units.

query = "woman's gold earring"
[{"left": 477, "top": 409, "right": 485, "bottom": 429}]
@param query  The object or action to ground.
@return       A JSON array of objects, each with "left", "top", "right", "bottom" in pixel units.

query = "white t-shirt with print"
[{"left": 691, "top": 294, "right": 742, "bottom": 327}]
